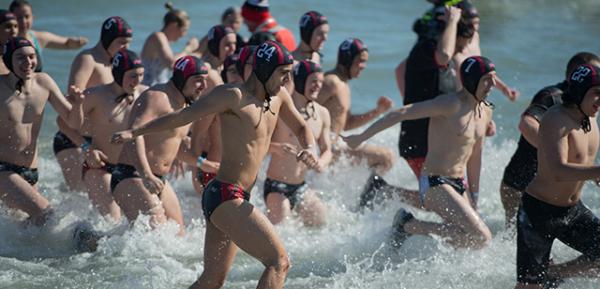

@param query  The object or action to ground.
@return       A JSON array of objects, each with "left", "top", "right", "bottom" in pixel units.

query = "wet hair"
[
  {"left": 565, "top": 52, "right": 600, "bottom": 80},
  {"left": 221, "top": 6, "right": 240, "bottom": 23},
  {"left": 163, "top": 2, "right": 189, "bottom": 28},
  {"left": 9, "top": 0, "right": 31, "bottom": 13}
]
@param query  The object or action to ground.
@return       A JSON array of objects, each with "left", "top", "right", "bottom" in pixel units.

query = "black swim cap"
[
  {"left": 253, "top": 40, "right": 293, "bottom": 87},
  {"left": 2, "top": 36, "right": 33, "bottom": 73},
  {"left": 337, "top": 38, "right": 367, "bottom": 75},
  {"left": 100, "top": 16, "right": 132, "bottom": 51},
  {"left": 457, "top": 0, "right": 479, "bottom": 19},
  {"left": 221, "top": 53, "right": 239, "bottom": 83},
  {"left": 207, "top": 25, "right": 235, "bottom": 58},
  {"left": 112, "top": 48, "right": 143, "bottom": 87},
  {"left": 293, "top": 60, "right": 322, "bottom": 96},
  {"left": 460, "top": 56, "right": 495, "bottom": 97},
  {"left": 564, "top": 64, "right": 600, "bottom": 133},
  {"left": 565, "top": 64, "right": 600, "bottom": 106},
  {"left": 299, "top": 11, "right": 328, "bottom": 46},
  {"left": 247, "top": 31, "right": 276, "bottom": 46},
  {"left": 0, "top": 9, "right": 16, "bottom": 24},
  {"left": 171, "top": 56, "right": 209, "bottom": 103},
  {"left": 236, "top": 45, "right": 256, "bottom": 79}
]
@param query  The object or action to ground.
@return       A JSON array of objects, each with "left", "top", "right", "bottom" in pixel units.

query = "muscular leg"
[
  {"left": 84, "top": 168, "right": 121, "bottom": 221},
  {"left": 55, "top": 148, "right": 86, "bottom": 192},
  {"left": 160, "top": 182, "right": 185, "bottom": 235},
  {"left": 112, "top": 178, "right": 167, "bottom": 227},
  {"left": 0, "top": 172, "right": 51, "bottom": 226},
  {"left": 296, "top": 190, "right": 326, "bottom": 227},
  {"left": 405, "top": 185, "right": 492, "bottom": 249},
  {"left": 210, "top": 200, "right": 290, "bottom": 289},
  {"left": 265, "top": 193, "right": 292, "bottom": 225},
  {"left": 189, "top": 221, "right": 239, "bottom": 289},
  {"left": 500, "top": 181, "right": 523, "bottom": 229}
]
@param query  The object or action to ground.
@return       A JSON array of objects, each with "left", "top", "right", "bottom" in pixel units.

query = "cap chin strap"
[
  {"left": 471, "top": 93, "right": 495, "bottom": 118},
  {"left": 577, "top": 105, "right": 591, "bottom": 133}
]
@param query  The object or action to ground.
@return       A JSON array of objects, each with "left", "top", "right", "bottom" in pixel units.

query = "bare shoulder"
[
  {"left": 33, "top": 72, "right": 58, "bottom": 89},
  {"left": 437, "top": 92, "right": 463, "bottom": 112},
  {"left": 541, "top": 106, "right": 569, "bottom": 128},
  {"left": 315, "top": 102, "right": 330, "bottom": 119},
  {"left": 219, "top": 83, "right": 244, "bottom": 102}
]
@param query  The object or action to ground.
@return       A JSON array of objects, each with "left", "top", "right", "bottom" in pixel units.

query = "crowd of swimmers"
[{"left": 0, "top": 0, "right": 599, "bottom": 288}]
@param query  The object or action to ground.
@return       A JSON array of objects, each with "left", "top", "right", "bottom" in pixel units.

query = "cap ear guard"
[
  {"left": 293, "top": 60, "right": 322, "bottom": 96},
  {"left": 171, "top": 56, "right": 209, "bottom": 104},
  {"left": 100, "top": 16, "right": 133, "bottom": 50}
]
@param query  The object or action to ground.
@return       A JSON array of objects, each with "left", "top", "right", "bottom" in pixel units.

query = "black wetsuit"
[
  {"left": 399, "top": 39, "right": 442, "bottom": 160},
  {"left": 517, "top": 193, "right": 600, "bottom": 284},
  {"left": 502, "top": 82, "right": 566, "bottom": 191}
]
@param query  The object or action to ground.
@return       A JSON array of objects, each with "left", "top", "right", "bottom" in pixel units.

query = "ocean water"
[{"left": 1, "top": 0, "right": 600, "bottom": 288}]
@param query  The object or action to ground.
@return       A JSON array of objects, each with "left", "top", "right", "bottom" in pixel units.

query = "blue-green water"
[{"left": 1, "top": 0, "right": 600, "bottom": 288}]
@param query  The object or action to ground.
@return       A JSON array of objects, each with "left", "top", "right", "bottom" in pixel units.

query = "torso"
[
  {"left": 527, "top": 106, "right": 599, "bottom": 206},
  {"left": 423, "top": 94, "right": 490, "bottom": 178},
  {"left": 0, "top": 74, "right": 51, "bottom": 167},
  {"left": 317, "top": 72, "right": 348, "bottom": 138},
  {"left": 216, "top": 86, "right": 284, "bottom": 189},
  {"left": 68, "top": 48, "right": 114, "bottom": 136},
  {"left": 267, "top": 102, "right": 326, "bottom": 184},
  {"left": 119, "top": 85, "right": 191, "bottom": 176},
  {"left": 86, "top": 85, "right": 144, "bottom": 163}
]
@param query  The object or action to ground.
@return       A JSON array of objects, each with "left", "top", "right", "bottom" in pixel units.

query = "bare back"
[
  {"left": 527, "top": 106, "right": 600, "bottom": 206},
  {"left": 424, "top": 93, "right": 490, "bottom": 178}
]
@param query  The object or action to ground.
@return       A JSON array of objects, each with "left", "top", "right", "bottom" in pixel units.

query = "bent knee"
[
  {"left": 470, "top": 227, "right": 492, "bottom": 249},
  {"left": 265, "top": 255, "right": 291, "bottom": 274}
]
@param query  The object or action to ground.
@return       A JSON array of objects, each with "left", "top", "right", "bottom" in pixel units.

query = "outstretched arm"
[
  {"left": 112, "top": 86, "right": 236, "bottom": 143},
  {"left": 343, "top": 94, "right": 457, "bottom": 148},
  {"left": 345, "top": 96, "right": 393, "bottom": 130},
  {"left": 36, "top": 30, "right": 87, "bottom": 49}
]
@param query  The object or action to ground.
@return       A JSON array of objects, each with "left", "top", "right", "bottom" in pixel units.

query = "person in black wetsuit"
[{"left": 500, "top": 52, "right": 600, "bottom": 228}]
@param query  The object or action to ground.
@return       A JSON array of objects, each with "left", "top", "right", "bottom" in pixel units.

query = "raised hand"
[{"left": 376, "top": 96, "right": 393, "bottom": 114}]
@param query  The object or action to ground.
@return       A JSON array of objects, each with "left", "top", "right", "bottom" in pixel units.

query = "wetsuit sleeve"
[
  {"left": 413, "top": 39, "right": 440, "bottom": 71},
  {"left": 523, "top": 86, "right": 560, "bottom": 122},
  {"left": 523, "top": 105, "right": 547, "bottom": 123}
]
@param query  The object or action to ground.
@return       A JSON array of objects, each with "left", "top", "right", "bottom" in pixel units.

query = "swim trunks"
[
  {"left": 0, "top": 161, "right": 38, "bottom": 185},
  {"left": 419, "top": 175, "right": 466, "bottom": 205},
  {"left": 516, "top": 193, "right": 600, "bottom": 284},
  {"left": 52, "top": 131, "right": 92, "bottom": 155},
  {"left": 202, "top": 179, "right": 250, "bottom": 221},
  {"left": 109, "top": 163, "right": 165, "bottom": 193},
  {"left": 263, "top": 178, "right": 308, "bottom": 209}
]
